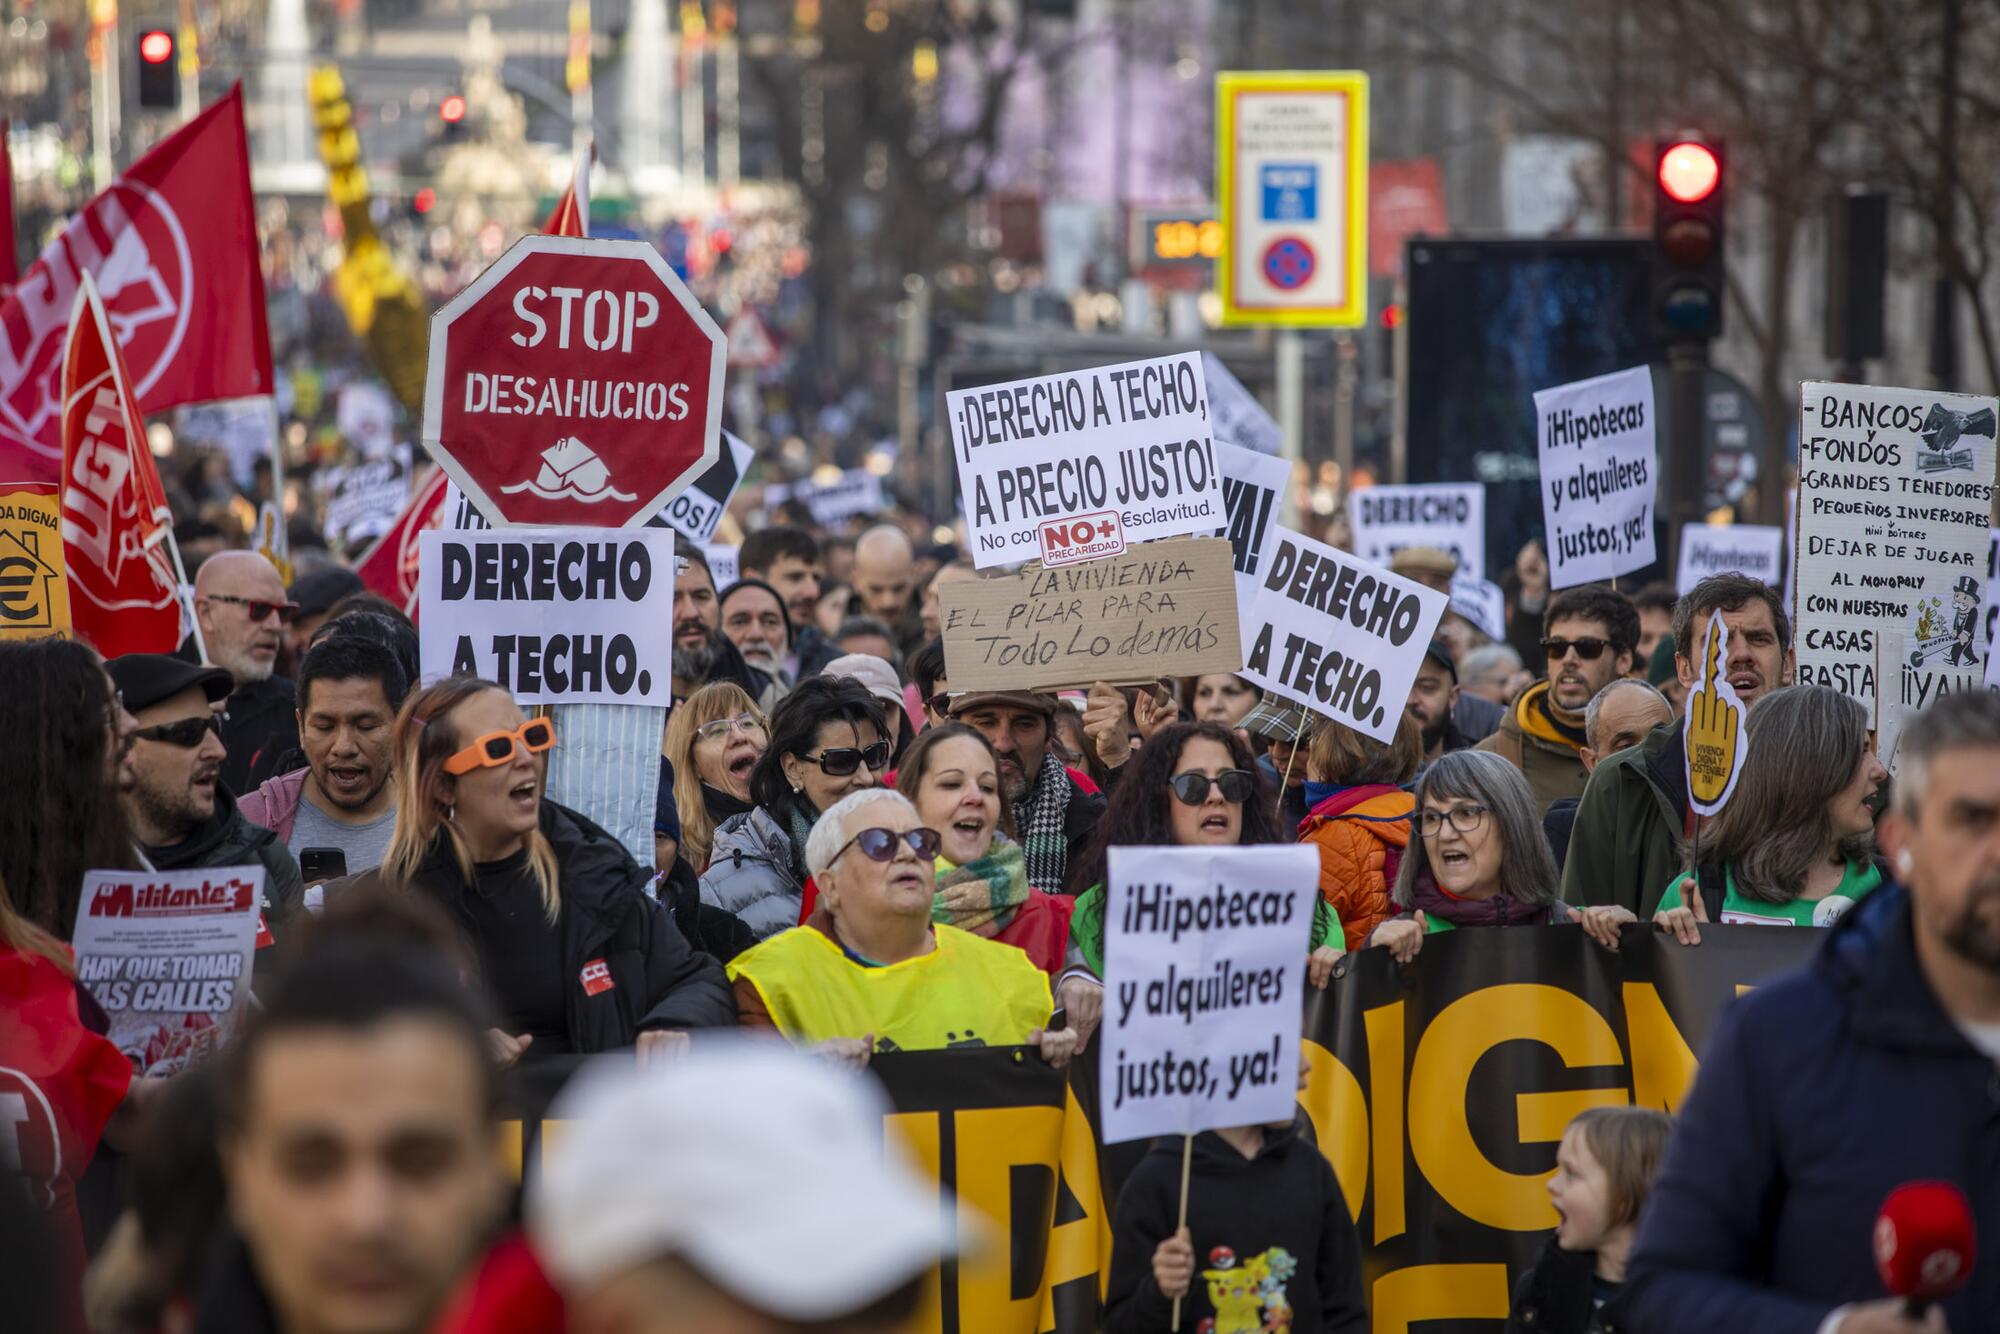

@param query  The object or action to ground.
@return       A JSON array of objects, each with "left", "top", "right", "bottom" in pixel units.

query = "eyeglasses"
[
  {"left": 1542, "top": 636, "right": 1611, "bottom": 662},
  {"left": 1418, "top": 804, "right": 1490, "bottom": 837},
  {"left": 131, "top": 714, "right": 223, "bottom": 748},
  {"left": 443, "top": 719, "right": 557, "bottom": 775},
  {"left": 205, "top": 592, "right": 300, "bottom": 625},
  {"left": 801, "top": 740, "right": 891, "bottom": 776},
  {"left": 695, "top": 713, "right": 768, "bottom": 743},
  {"left": 1168, "top": 768, "right": 1256, "bottom": 807},
  {"left": 831, "top": 825, "right": 942, "bottom": 866}
]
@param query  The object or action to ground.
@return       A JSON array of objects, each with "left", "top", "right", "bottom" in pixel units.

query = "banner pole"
[
  {"left": 160, "top": 525, "right": 207, "bottom": 663},
  {"left": 1170, "top": 1131, "right": 1193, "bottom": 1331}
]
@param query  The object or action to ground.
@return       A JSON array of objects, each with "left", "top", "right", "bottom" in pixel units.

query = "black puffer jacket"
[
  {"left": 145, "top": 787, "right": 304, "bottom": 983},
  {"left": 1508, "top": 1238, "right": 1625, "bottom": 1334},
  {"left": 405, "top": 801, "right": 737, "bottom": 1049}
]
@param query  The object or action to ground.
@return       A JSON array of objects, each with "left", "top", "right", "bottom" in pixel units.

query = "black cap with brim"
[
  {"left": 108, "top": 653, "right": 234, "bottom": 714},
  {"left": 1422, "top": 640, "right": 1458, "bottom": 683},
  {"left": 289, "top": 566, "right": 365, "bottom": 618}
]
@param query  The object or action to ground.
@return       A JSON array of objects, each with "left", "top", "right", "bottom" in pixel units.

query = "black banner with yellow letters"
[{"left": 504, "top": 925, "right": 1823, "bottom": 1333}]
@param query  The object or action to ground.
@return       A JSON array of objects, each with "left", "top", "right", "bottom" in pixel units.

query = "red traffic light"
[
  {"left": 1379, "top": 302, "right": 1403, "bottom": 330},
  {"left": 439, "top": 94, "right": 467, "bottom": 124},
  {"left": 139, "top": 29, "right": 174, "bottom": 63},
  {"left": 413, "top": 187, "right": 437, "bottom": 214},
  {"left": 1658, "top": 141, "right": 1720, "bottom": 204}
]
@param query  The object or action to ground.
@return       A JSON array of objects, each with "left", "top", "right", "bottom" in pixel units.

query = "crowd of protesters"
[{"left": 4, "top": 469, "right": 1998, "bottom": 1334}]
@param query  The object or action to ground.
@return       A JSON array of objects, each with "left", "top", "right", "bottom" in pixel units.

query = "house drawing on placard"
[{"left": 0, "top": 522, "right": 65, "bottom": 630}]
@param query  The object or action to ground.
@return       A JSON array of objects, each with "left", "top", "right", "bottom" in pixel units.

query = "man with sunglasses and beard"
[
  {"left": 184, "top": 552, "right": 304, "bottom": 796},
  {"left": 108, "top": 654, "right": 304, "bottom": 977},
  {"left": 1476, "top": 585, "right": 1637, "bottom": 815}
]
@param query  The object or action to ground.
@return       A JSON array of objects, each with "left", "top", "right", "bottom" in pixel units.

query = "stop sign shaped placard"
[{"left": 422, "top": 235, "right": 725, "bottom": 528}]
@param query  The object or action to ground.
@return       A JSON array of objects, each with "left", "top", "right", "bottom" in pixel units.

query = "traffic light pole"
[{"left": 1666, "top": 339, "right": 1708, "bottom": 578}]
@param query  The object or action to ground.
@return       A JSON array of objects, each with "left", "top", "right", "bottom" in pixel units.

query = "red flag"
[
  {"left": 2, "top": 85, "right": 272, "bottom": 484},
  {"left": 353, "top": 465, "right": 448, "bottom": 617},
  {"left": 59, "top": 273, "right": 183, "bottom": 658},
  {"left": 0, "top": 118, "right": 17, "bottom": 289},
  {"left": 541, "top": 141, "right": 592, "bottom": 238}
]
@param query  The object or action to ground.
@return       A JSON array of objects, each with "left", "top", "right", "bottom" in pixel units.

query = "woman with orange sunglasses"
[{"left": 375, "top": 677, "right": 736, "bottom": 1066}]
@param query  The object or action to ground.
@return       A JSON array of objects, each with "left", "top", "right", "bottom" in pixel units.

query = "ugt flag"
[
  {"left": 1, "top": 85, "right": 272, "bottom": 484},
  {"left": 60, "top": 273, "right": 182, "bottom": 658}
]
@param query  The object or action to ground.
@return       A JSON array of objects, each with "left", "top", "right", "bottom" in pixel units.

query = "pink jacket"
[{"left": 238, "top": 768, "right": 309, "bottom": 843}]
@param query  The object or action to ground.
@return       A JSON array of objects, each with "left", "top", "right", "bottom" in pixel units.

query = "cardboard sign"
[
  {"left": 1240, "top": 525, "right": 1448, "bottom": 742},
  {"left": 764, "top": 468, "right": 885, "bottom": 528},
  {"left": 1202, "top": 353, "right": 1282, "bottom": 456},
  {"left": 1676, "top": 523, "right": 1784, "bottom": 594},
  {"left": 71, "top": 865, "right": 263, "bottom": 1076},
  {"left": 1794, "top": 381, "right": 1998, "bottom": 712},
  {"left": 1684, "top": 611, "right": 1749, "bottom": 817},
  {"left": 1347, "top": 482, "right": 1485, "bottom": 580},
  {"left": 651, "top": 430, "right": 755, "bottom": 544},
  {"left": 937, "top": 536, "right": 1242, "bottom": 692},
  {"left": 1100, "top": 844, "right": 1320, "bottom": 1143},
  {"left": 0, "top": 485, "right": 71, "bottom": 639},
  {"left": 418, "top": 527, "right": 678, "bottom": 705},
  {"left": 949, "top": 353, "right": 1222, "bottom": 568},
  {"left": 1534, "top": 366, "right": 1658, "bottom": 588}
]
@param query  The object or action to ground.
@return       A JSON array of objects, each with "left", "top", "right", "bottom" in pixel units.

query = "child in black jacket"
[
  {"left": 1507, "top": 1105, "right": 1672, "bottom": 1334},
  {"left": 1103, "top": 1108, "right": 1367, "bottom": 1333}
]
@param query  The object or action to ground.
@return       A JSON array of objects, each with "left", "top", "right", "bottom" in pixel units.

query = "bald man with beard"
[{"left": 184, "top": 551, "right": 303, "bottom": 795}]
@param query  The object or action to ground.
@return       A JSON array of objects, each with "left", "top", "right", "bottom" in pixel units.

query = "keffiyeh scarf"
[
  {"left": 932, "top": 837, "right": 1031, "bottom": 938},
  {"left": 1012, "top": 751, "right": 1074, "bottom": 893}
]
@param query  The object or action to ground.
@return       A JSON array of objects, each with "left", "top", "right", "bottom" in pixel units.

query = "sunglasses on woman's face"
[
  {"left": 1168, "top": 768, "right": 1256, "bottom": 807},
  {"left": 802, "top": 740, "right": 891, "bottom": 777},
  {"left": 695, "top": 713, "right": 767, "bottom": 743},
  {"left": 443, "top": 719, "right": 557, "bottom": 775},
  {"left": 832, "top": 825, "right": 942, "bottom": 866},
  {"left": 132, "top": 714, "right": 223, "bottom": 748}
]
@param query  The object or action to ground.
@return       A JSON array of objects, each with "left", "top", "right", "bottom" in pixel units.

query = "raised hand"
[{"left": 1684, "top": 610, "right": 1747, "bottom": 813}]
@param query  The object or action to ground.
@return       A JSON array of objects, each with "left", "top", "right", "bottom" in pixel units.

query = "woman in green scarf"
[{"left": 896, "top": 723, "right": 1104, "bottom": 1045}]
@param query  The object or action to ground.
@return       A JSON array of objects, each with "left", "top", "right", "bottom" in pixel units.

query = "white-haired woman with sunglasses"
[
  {"left": 728, "top": 788, "right": 1078, "bottom": 1069},
  {"left": 701, "top": 675, "right": 889, "bottom": 943},
  {"left": 370, "top": 677, "right": 736, "bottom": 1066},
  {"left": 1367, "top": 750, "right": 1635, "bottom": 961}
]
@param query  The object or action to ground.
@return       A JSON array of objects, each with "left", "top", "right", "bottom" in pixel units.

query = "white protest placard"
[
  {"left": 764, "top": 468, "right": 886, "bottom": 529},
  {"left": 702, "top": 543, "right": 739, "bottom": 590},
  {"left": 1100, "top": 844, "right": 1319, "bottom": 1144},
  {"left": 1347, "top": 483, "right": 1486, "bottom": 580},
  {"left": 653, "top": 431, "right": 756, "bottom": 544},
  {"left": 1676, "top": 524, "right": 1784, "bottom": 594},
  {"left": 1216, "top": 441, "right": 1290, "bottom": 641},
  {"left": 320, "top": 458, "right": 413, "bottom": 551},
  {"left": 1794, "top": 381, "right": 1997, "bottom": 713},
  {"left": 1534, "top": 366, "right": 1657, "bottom": 588},
  {"left": 949, "top": 352, "right": 1222, "bottom": 569},
  {"left": 1202, "top": 352, "right": 1282, "bottom": 456},
  {"left": 71, "top": 866, "right": 263, "bottom": 1076},
  {"left": 1240, "top": 525, "right": 1448, "bottom": 742},
  {"left": 419, "top": 527, "right": 678, "bottom": 705},
  {"left": 1448, "top": 575, "right": 1507, "bottom": 642}
]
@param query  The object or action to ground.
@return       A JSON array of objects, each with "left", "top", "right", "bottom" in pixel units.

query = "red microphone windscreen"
[{"left": 1874, "top": 1182, "right": 1976, "bottom": 1301}]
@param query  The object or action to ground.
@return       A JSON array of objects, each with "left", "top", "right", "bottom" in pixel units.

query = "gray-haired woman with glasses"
[{"left": 1368, "top": 750, "right": 1635, "bottom": 961}]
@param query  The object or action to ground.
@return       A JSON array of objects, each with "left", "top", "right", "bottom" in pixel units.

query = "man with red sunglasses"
[
  {"left": 185, "top": 552, "right": 303, "bottom": 796},
  {"left": 107, "top": 653, "right": 305, "bottom": 978}
]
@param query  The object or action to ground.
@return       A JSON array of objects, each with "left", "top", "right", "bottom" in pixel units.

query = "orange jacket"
[{"left": 1298, "top": 784, "right": 1414, "bottom": 947}]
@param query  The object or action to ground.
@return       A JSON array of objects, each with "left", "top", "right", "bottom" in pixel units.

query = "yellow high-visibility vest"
[{"left": 727, "top": 922, "right": 1052, "bottom": 1051}]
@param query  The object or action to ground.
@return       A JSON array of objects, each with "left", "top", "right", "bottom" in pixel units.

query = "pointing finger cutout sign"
[{"left": 1684, "top": 609, "right": 1749, "bottom": 817}]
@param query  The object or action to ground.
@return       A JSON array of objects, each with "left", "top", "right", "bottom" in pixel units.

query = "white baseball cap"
[
  {"left": 825, "top": 652, "right": 907, "bottom": 711},
  {"left": 527, "top": 1041, "right": 965, "bottom": 1318}
]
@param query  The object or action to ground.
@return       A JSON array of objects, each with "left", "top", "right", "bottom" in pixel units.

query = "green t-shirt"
[
  {"left": 1068, "top": 883, "right": 1345, "bottom": 977},
  {"left": 1656, "top": 860, "right": 1884, "bottom": 928}
]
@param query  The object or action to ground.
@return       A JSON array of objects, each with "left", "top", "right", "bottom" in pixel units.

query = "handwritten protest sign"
[
  {"left": 949, "top": 353, "right": 1222, "bottom": 568},
  {"left": 937, "top": 537, "right": 1240, "bottom": 692},
  {"left": 1347, "top": 483, "right": 1485, "bottom": 580},
  {"left": 652, "top": 431, "right": 755, "bottom": 544},
  {"left": 1100, "top": 844, "right": 1319, "bottom": 1143},
  {"left": 1794, "top": 381, "right": 1997, "bottom": 713},
  {"left": 1202, "top": 352, "right": 1281, "bottom": 456},
  {"left": 1684, "top": 611, "right": 1748, "bottom": 817},
  {"left": 1676, "top": 523, "right": 1783, "bottom": 594},
  {"left": 1534, "top": 366, "right": 1657, "bottom": 588},
  {"left": 320, "top": 458, "right": 412, "bottom": 552},
  {"left": 72, "top": 866, "right": 263, "bottom": 1076},
  {"left": 764, "top": 468, "right": 885, "bottom": 529},
  {"left": 419, "top": 527, "right": 677, "bottom": 705},
  {"left": 1240, "top": 525, "right": 1448, "bottom": 742}
]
